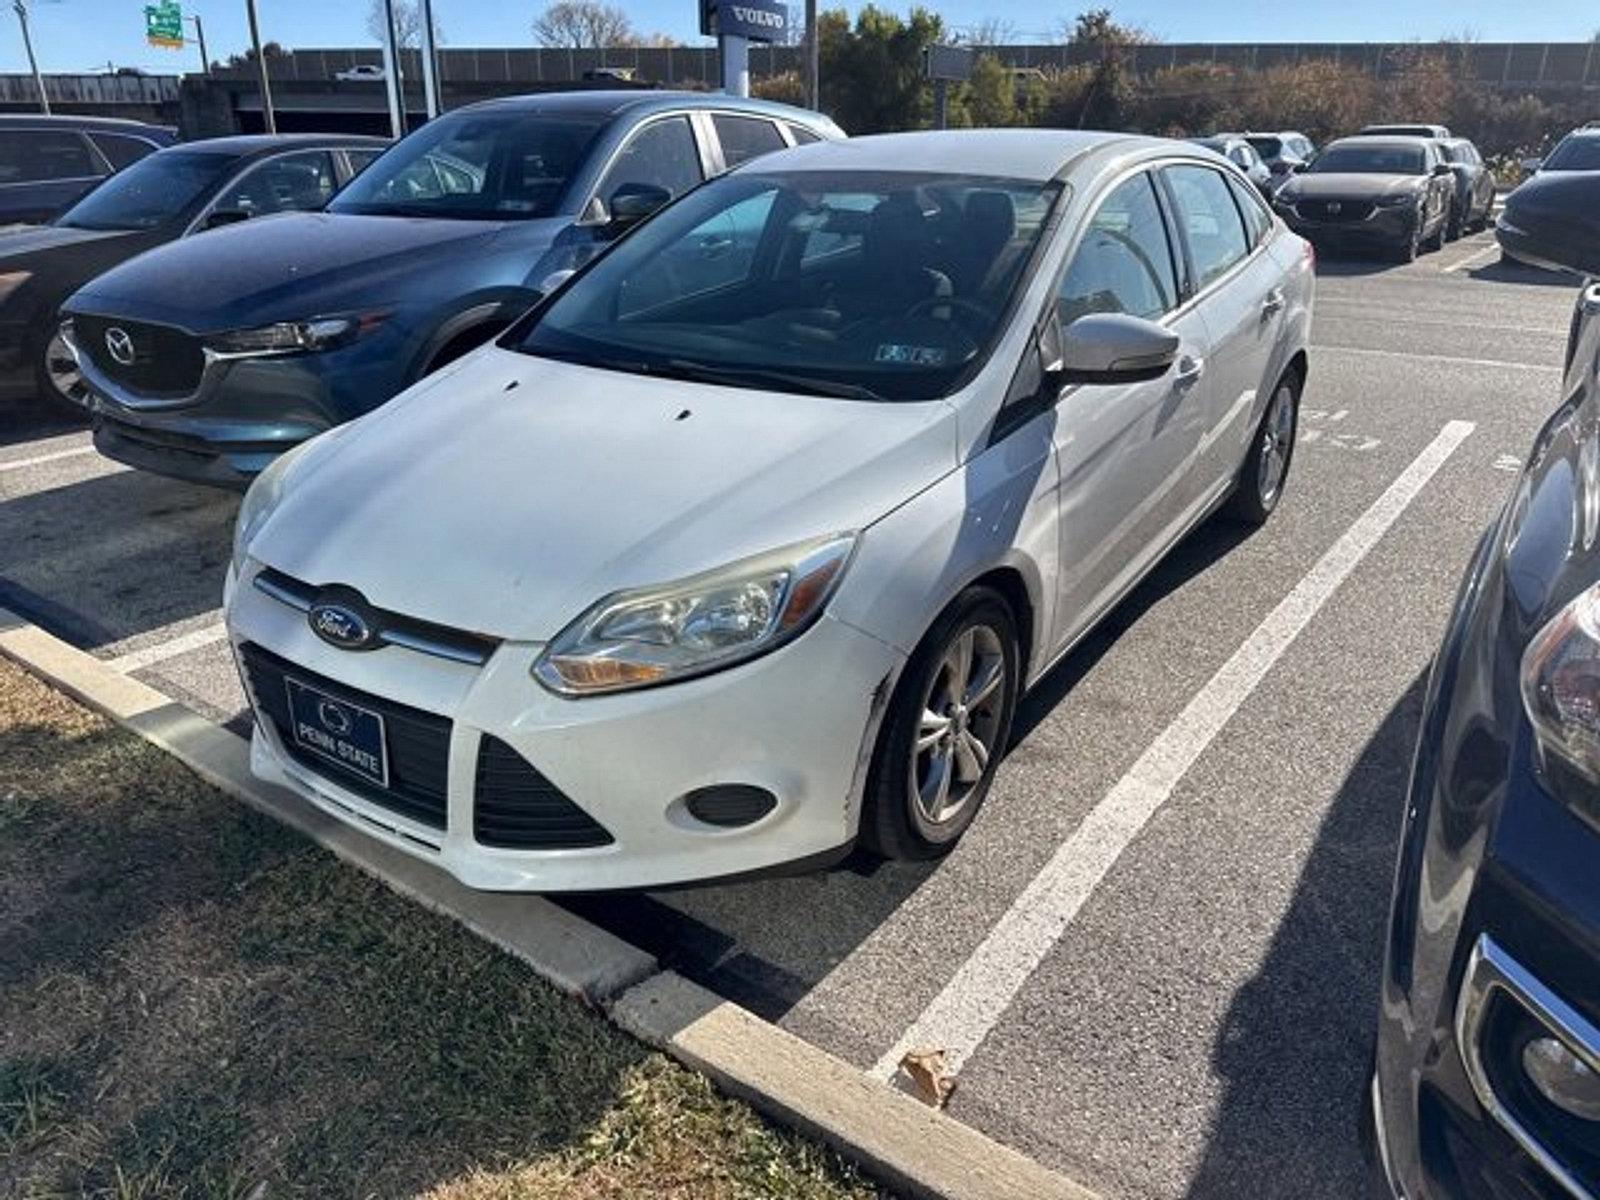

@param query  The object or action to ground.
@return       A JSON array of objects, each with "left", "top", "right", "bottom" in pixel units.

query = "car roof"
[
  {"left": 454, "top": 89, "right": 834, "bottom": 129},
  {"left": 0, "top": 113, "right": 174, "bottom": 135},
  {"left": 1326, "top": 135, "right": 1437, "bottom": 150},
  {"left": 168, "top": 133, "right": 389, "bottom": 157},
  {"left": 739, "top": 129, "right": 1154, "bottom": 181}
]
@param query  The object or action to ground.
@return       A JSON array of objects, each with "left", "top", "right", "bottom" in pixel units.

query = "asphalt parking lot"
[{"left": 0, "top": 228, "right": 1582, "bottom": 1199}]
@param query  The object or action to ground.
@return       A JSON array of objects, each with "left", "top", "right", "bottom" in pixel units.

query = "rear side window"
[
  {"left": 215, "top": 150, "right": 338, "bottom": 217},
  {"left": 0, "top": 130, "right": 99, "bottom": 184},
  {"left": 344, "top": 149, "right": 383, "bottom": 175},
  {"left": 90, "top": 133, "right": 158, "bottom": 170},
  {"left": 1226, "top": 173, "right": 1273, "bottom": 248},
  {"left": 1164, "top": 164, "right": 1250, "bottom": 290},
  {"left": 712, "top": 114, "right": 786, "bottom": 169},
  {"left": 1056, "top": 172, "right": 1178, "bottom": 326},
  {"left": 788, "top": 124, "right": 821, "bottom": 145}
]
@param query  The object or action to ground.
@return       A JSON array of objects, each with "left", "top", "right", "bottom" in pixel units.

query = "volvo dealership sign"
[{"left": 699, "top": 0, "right": 789, "bottom": 43}]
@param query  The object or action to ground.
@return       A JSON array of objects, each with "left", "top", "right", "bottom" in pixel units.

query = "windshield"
[
  {"left": 56, "top": 150, "right": 234, "bottom": 231},
  {"left": 515, "top": 170, "right": 1062, "bottom": 403},
  {"left": 1309, "top": 145, "right": 1426, "bottom": 175},
  {"left": 1245, "top": 136, "right": 1283, "bottom": 159},
  {"left": 328, "top": 111, "right": 604, "bottom": 220},
  {"left": 1542, "top": 136, "right": 1600, "bottom": 171}
]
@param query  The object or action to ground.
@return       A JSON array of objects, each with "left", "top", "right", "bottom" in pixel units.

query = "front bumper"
[
  {"left": 226, "top": 561, "right": 905, "bottom": 891},
  {"left": 1280, "top": 202, "right": 1421, "bottom": 247}
]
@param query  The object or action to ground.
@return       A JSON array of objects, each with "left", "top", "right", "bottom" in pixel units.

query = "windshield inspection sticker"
[{"left": 874, "top": 344, "right": 947, "bottom": 367}]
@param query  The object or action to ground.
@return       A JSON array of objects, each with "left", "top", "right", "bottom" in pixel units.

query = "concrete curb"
[{"left": 0, "top": 604, "right": 1103, "bottom": 1200}]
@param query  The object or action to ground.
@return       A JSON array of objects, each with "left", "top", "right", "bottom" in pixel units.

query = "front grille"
[
  {"left": 74, "top": 313, "right": 205, "bottom": 397},
  {"left": 1297, "top": 200, "right": 1375, "bottom": 224},
  {"left": 239, "top": 642, "right": 451, "bottom": 830},
  {"left": 474, "top": 736, "right": 613, "bottom": 849}
]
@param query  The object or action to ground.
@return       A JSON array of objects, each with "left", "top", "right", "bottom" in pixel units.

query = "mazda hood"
[
  {"left": 1280, "top": 173, "right": 1426, "bottom": 203},
  {"left": 65, "top": 211, "right": 563, "bottom": 332},
  {"left": 247, "top": 346, "right": 959, "bottom": 642}
]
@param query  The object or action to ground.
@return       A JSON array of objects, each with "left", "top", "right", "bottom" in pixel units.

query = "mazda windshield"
[
  {"left": 515, "top": 170, "right": 1063, "bottom": 402},
  {"left": 57, "top": 150, "right": 235, "bottom": 231},
  {"left": 1309, "top": 145, "right": 1428, "bottom": 175},
  {"left": 328, "top": 111, "right": 604, "bottom": 220}
]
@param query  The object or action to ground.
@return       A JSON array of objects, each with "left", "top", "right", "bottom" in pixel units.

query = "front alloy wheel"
[
  {"left": 39, "top": 330, "right": 89, "bottom": 411},
  {"left": 862, "top": 589, "right": 1019, "bottom": 860}
]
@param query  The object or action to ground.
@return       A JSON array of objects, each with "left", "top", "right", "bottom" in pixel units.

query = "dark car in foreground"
[
  {"left": 1273, "top": 136, "right": 1455, "bottom": 261},
  {"left": 0, "top": 114, "right": 177, "bottom": 226},
  {"left": 1372, "top": 196, "right": 1600, "bottom": 1200},
  {"left": 1438, "top": 137, "right": 1496, "bottom": 240},
  {"left": 1, "top": 134, "right": 385, "bottom": 411},
  {"left": 63, "top": 91, "right": 842, "bottom": 489}
]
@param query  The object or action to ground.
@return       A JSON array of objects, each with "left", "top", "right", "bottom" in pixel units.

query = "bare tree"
[
  {"left": 366, "top": 0, "right": 443, "bottom": 48},
  {"left": 531, "top": 0, "right": 635, "bottom": 49},
  {"left": 959, "top": 18, "right": 1016, "bottom": 47}
]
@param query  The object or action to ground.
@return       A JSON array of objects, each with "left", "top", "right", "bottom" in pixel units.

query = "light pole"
[
  {"left": 376, "top": 0, "right": 404, "bottom": 137},
  {"left": 804, "top": 0, "right": 817, "bottom": 110},
  {"left": 190, "top": 13, "right": 209, "bottom": 76},
  {"left": 417, "top": 0, "right": 440, "bottom": 119},
  {"left": 244, "top": 0, "right": 275, "bottom": 133},
  {"left": 12, "top": 0, "right": 49, "bottom": 114}
]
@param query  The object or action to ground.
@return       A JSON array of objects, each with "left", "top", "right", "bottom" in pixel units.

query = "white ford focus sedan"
[{"left": 224, "top": 130, "right": 1313, "bottom": 891}]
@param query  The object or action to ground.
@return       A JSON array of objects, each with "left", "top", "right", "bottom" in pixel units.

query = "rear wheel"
[
  {"left": 1225, "top": 368, "right": 1301, "bottom": 525},
  {"left": 34, "top": 329, "right": 90, "bottom": 413},
  {"left": 861, "top": 588, "right": 1020, "bottom": 861},
  {"left": 1424, "top": 216, "right": 1447, "bottom": 253}
]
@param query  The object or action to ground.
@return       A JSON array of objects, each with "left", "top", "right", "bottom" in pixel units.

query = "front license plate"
[{"left": 285, "top": 678, "right": 389, "bottom": 789}]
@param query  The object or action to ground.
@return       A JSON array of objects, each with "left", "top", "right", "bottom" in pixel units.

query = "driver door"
[{"left": 1047, "top": 169, "right": 1213, "bottom": 654}]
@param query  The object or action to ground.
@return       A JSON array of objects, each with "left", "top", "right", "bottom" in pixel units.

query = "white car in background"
[
  {"left": 224, "top": 129, "right": 1314, "bottom": 891},
  {"left": 335, "top": 64, "right": 387, "bottom": 83}
]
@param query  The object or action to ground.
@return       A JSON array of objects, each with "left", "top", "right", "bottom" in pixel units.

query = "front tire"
[
  {"left": 33, "top": 329, "right": 90, "bottom": 413},
  {"left": 861, "top": 589, "right": 1020, "bottom": 861},
  {"left": 1225, "top": 368, "right": 1301, "bottom": 525}
]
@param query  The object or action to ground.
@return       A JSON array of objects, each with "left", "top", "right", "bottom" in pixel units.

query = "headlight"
[
  {"left": 534, "top": 534, "right": 856, "bottom": 696},
  {"left": 1375, "top": 193, "right": 1418, "bottom": 208},
  {"left": 206, "top": 314, "right": 381, "bottom": 357},
  {"left": 231, "top": 441, "right": 311, "bottom": 571},
  {"left": 0, "top": 270, "right": 31, "bottom": 305},
  {"left": 1522, "top": 582, "right": 1600, "bottom": 785}
]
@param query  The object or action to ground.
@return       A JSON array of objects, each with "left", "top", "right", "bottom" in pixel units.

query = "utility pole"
[
  {"left": 417, "top": 0, "right": 440, "bottom": 119},
  {"left": 245, "top": 0, "right": 275, "bottom": 132},
  {"left": 377, "top": 0, "right": 405, "bottom": 137},
  {"left": 12, "top": 0, "right": 49, "bottom": 114},
  {"left": 191, "top": 14, "right": 209, "bottom": 76},
  {"left": 804, "top": 0, "right": 817, "bottom": 110}
]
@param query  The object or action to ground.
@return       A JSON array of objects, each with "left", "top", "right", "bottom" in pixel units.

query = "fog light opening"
[
  {"left": 1522, "top": 1036, "right": 1600, "bottom": 1121},
  {"left": 682, "top": 785, "right": 777, "bottom": 829}
]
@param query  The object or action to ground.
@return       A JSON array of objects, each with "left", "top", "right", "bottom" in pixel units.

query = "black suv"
[{"left": 0, "top": 115, "right": 177, "bottom": 226}]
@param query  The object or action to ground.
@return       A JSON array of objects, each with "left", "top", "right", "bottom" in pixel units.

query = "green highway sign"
[{"left": 145, "top": 2, "right": 184, "bottom": 49}]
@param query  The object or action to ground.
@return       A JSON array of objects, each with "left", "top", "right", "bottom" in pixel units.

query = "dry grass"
[{"left": 0, "top": 657, "right": 884, "bottom": 1200}]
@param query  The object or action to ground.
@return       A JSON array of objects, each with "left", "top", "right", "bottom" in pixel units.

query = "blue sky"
[{"left": 5, "top": 0, "right": 1599, "bottom": 74}]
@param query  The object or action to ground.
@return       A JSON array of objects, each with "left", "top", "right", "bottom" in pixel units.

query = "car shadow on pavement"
[
  {"left": 0, "top": 464, "right": 236, "bottom": 649},
  {"left": 1465, "top": 259, "right": 1583, "bottom": 288},
  {"left": 1, "top": 397, "right": 86, "bottom": 448},
  {"left": 1182, "top": 671, "right": 1426, "bottom": 1199}
]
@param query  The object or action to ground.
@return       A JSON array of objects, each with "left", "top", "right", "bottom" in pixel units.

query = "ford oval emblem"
[{"left": 309, "top": 602, "right": 375, "bottom": 650}]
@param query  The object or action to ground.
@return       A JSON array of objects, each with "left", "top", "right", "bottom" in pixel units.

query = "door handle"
[
  {"left": 1174, "top": 355, "right": 1205, "bottom": 387},
  {"left": 1262, "top": 289, "right": 1286, "bottom": 317}
]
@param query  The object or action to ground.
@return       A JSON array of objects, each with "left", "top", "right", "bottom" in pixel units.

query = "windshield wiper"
[{"left": 662, "top": 359, "right": 887, "bottom": 402}]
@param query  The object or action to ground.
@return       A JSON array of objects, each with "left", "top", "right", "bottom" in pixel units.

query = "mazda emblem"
[
  {"left": 316, "top": 699, "right": 353, "bottom": 736},
  {"left": 104, "top": 327, "right": 136, "bottom": 366},
  {"left": 309, "top": 601, "right": 376, "bottom": 650},
  {"left": 1326, "top": 201, "right": 1342, "bottom": 215}
]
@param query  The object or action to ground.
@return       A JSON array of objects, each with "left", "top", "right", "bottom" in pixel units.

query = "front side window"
[
  {"left": 1057, "top": 172, "right": 1177, "bottom": 326},
  {"left": 0, "top": 130, "right": 98, "bottom": 184},
  {"left": 56, "top": 150, "right": 235, "bottom": 231},
  {"left": 1165, "top": 164, "right": 1251, "bottom": 290},
  {"left": 595, "top": 116, "right": 703, "bottom": 207},
  {"left": 1226, "top": 173, "right": 1273, "bottom": 247},
  {"left": 345, "top": 148, "right": 383, "bottom": 175},
  {"left": 1245, "top": 136, "right": 1283, "bottom": 161},
  {"left": 215, "top": 151, "right": 338, "bottom": 217},
  {"left": 516, "top": 169, "right": 1063, "bottom": 402},
  {"left": 712, "top": 114, "right": 786, "bottom": 169},
  {"left": 329, "top": 111, "right": 604, "bottom": 220}
]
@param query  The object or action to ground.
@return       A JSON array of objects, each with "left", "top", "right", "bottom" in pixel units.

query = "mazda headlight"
[
  {"left": 1375, "top": 193, "right": 1418, "bottom": 208},
  {"left": 207, "top": 314, "right": 381, "bottom": 357},
  {"left": 0, "top": 270, "right": 31, "bottom": 306},
  {"left": 1522, "top": 582, "right": 1600, "bottom": 785},
  {"left": 231, "top": 441, "right": 311, "bottom": 571},
  {"left": 534, "top": 534, "right": 856, "bottom": 696}
]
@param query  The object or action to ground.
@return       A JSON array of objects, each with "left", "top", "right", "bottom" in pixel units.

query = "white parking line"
[
  {"left": 1443, "top": 244, "right": 1502, "bottom": 275},
  {"left": 0, "top": 445, "right": 96, "bottom": 473},
  {"left": 1316, "top": 344, "right": 1562, "bottom": 374},
  {"left": 106, "top": 622, "right": 229, "bottom": 673},
  {"left": 870, "top": 420, "right": 1477, "bottom": 1083}
]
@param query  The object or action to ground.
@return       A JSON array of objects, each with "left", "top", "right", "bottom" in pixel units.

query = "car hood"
[
  {"left": 249, "top": 346, "right": 960, "bottom": 642},
  {"left": 0, "top": 222, "right": 139, "bottom": 267},
  {"left": 1502, "top": 173, "right": 1600, "bottom": 273},
  {"left": 1282, "top": 174, "right": 1425, "bottom": 202},
  {"left": 65, "top": 211, "right": 564, "bottom": 332}
]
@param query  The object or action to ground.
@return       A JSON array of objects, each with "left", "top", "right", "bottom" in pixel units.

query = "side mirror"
[
  {"left": 1432, "top": 162, "right": 1454, "bottom": 177},
  {"left": 607, "top": 182, "right": 672, "bottom": 231},
  {"left": 1044, "top": 313, "right": 1181, "bottom": 386},
  {"left": 1521, "top": 156, "right": 1543, "bottom": 174},
  {"left": 202, "top": 208, "right": 251, "bottom": 230}
]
